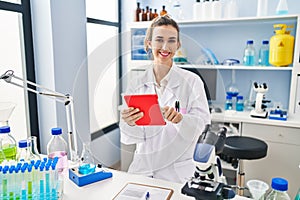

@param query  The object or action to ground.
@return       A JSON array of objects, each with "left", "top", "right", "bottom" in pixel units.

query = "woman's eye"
[
  {"left": 155, "top": 39, "right": 163, "bottom": 43},
  {"left": 168, "top": 39, "right": 176, "bottom": 43}
]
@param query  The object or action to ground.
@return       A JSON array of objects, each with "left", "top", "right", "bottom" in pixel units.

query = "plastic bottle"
[
  {"left": 224, "top": 0, "right": 238, "bottom": 18},
  {"left": 172, "top": 0, "right": 184, "bottom": 21},
  {"left": 276, "top": 0, "right": 288, "bottom": 15},
  {"left": 160, "top": 5, "right": 168, "bottom": 16},
  {"left": 236, "top": 96, "right": 244, "bottom": 111},
  {"left": 47, "top": 127, "right": 68, "bottom": 175},
  {"left": 202, "top": 0, "right": 212, "bottom": 20},
  {"left": 225, "top": 95, "right": 233, "bottom": 110},
  {"left": 211, "top": 0, "right": 222, "bottom": 20},
  {"left": 17, "top": 140, "right": 31, "bottom": 162},
  {"left": 258, "top": 40, "right": 270, "bottom": 66},
  {"left": 0, "top": 126, "right": 17, "bottom": 163},
  {"left": 135, "top": 2, "right": 141, "bottom": 21},
  {"left": 266, "top": 177, "right": 291, "bottom": 200},
  {"left": 243, "top": 40, "right": 256, "bottom": 66},
  {"left": 193, "top": 0, "right": 202, "bottom": 20},
  {"left": 257, "top": 0, "right": 268, "bottom": 17}
]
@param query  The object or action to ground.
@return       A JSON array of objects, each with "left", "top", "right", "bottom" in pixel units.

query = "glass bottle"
[
  {"left": 259, "top": 40, "right": 270, "bottom": 66},
  {"left": 78, "top": 142, "right": 96, "bottom": 175},
  {"left": 141, "top": 9, "right": 147, "bottom": 21},
  {"left": 160, "top": 5, "right": 167, "bottom": 16},
  {"left": 153, "top": 9, "right": 159, "bottom": 19},
  {"left": 243, "top": 40, "right": 256, "bottom": 66},
  {"left": 225, "top": 95, "right": 233, "bottom": 110},
  {"left": 236, "top": 96, "right": 244, "bottom": 111},
  {"left": 0, "top": 126, "right": 17, "bottom": 163},
  {"left": 135, "top": 2, "right": 141, "bottom": 21},
  {"left": 16, "top": 140, "right": 31, "bottom": 162},
  {"left": 145, "top": 6, "right": 150, "bottom": 21},
  {"left": 276, "top": 0, "right": 288, "bottom": 15},
  {"left": 266, "top": 177, "right": 291, "bottom": 200},
  {"left": 27, "top": 136, "right": 41, "bottom": 160},
  {"left": 47, "top": 127, "right": 68, "bottom": 175}
]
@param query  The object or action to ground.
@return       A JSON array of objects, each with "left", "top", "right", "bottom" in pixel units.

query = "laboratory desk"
[{"left": 64, "top": 168, "right": 250, "bottom": 200}]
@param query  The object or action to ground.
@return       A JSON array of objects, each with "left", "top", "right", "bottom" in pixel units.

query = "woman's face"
[{"left": 148, "top": 25, "right": 180, "bottom": 66}]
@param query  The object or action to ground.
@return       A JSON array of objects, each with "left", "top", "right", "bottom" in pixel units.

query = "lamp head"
[{"left": 0, "top": 70, "right": 14, "bottom": 83}]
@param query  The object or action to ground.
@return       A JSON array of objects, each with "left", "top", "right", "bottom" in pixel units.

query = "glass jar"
[{"left": 0, "top": 126, "right": 17, "bottom": 163}]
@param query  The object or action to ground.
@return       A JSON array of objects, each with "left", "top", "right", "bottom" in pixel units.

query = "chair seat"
[{"left": 223, "top": 136, "right": 268, "bottom": 160}]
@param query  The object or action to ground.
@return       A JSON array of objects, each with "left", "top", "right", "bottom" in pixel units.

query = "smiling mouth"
[{"left": 159, "top": 51, "right": 171, "bottom": 57}]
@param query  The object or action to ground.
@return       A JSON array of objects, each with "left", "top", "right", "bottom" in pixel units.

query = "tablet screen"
[{"left": 123, "top": 94, "right": 166, "bottom": 126}]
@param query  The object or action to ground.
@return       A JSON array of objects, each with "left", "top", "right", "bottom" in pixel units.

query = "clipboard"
[
  {"left": 113, "top": 182, "right": 174, "bottom": 200},
  {"left": 123, "top": 94, "right": 166, "bottom": 126}
]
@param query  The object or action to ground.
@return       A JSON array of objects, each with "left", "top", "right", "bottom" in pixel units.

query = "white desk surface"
[
  {"left": 211, "top": 110, "right": 300, "bottom": 128},
  {"left": 64, "top": 169, "right": 250, "bottom": 200}
]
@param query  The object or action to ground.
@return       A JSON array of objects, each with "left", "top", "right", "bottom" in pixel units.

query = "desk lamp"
[{"left": 0, "top": 70, "right": 79, "bottom": 164}]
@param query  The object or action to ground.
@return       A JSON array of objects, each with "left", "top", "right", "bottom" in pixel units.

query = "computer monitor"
[{"left": 181, "top": 67, "right": 217, "bottom": 103}]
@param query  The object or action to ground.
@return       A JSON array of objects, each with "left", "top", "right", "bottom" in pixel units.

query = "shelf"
[
  {"left": 128, "top": 14, "right": 300, "bottom": 29},
  {"left": 128, "top": 60, "right": 293, "bottom": 71}
]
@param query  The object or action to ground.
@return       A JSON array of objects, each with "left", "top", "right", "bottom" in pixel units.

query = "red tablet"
[{"left": 123, "top": 94, "right": 166, "bottom": 126}]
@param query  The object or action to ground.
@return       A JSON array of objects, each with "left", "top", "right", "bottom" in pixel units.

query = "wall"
[{"left": 31, "top": 0, "right": 90, "bottom": 155}]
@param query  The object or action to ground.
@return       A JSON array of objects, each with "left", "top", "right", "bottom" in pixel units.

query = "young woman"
[{"left": 120, "top": 15, "right": 210, "bottom": 183}]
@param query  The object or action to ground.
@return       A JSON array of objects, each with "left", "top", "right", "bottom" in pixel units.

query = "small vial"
[
  {"left": 225, "top": 95, "right": 233, "bottom": 110},
  {"left": 236, "top": 95, "right": 244, "bottom": 111},
  {"left": 243, "top": 40, "right": 256, "bottom": 66},
  {"left": 259, "top": 40, "right": 270, "bottom": 66}
]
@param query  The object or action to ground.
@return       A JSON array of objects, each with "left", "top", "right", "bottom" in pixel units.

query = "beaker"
[
  {"left": 78, "top": 142, "right": 96, "bottom": 175},
  {"left": 27, "top": 136, "right": 41, "bottom": 160}
]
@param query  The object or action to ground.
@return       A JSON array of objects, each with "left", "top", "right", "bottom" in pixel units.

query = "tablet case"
[{"left": 124, "top": 94, "right": 166, "bottom": 126}]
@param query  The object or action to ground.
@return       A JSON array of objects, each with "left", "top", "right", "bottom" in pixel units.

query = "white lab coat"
[{"left": 120, "top": 64, "right": 211, "bottom": 183}]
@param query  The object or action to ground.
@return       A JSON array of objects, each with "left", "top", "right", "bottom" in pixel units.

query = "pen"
[
  {"left": 175, "top": 101, "right": 180, "bottom": 112},
  {"left": 145, "top": 191, "right": 150, "bottom": 200}
]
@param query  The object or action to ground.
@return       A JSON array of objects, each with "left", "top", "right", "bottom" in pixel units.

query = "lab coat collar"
[
  {"left": 143, "top": 63, "right": 180, "bottom": 90},
  {"left": 143, "top": 63, "right": 181, "bottom": 105}
]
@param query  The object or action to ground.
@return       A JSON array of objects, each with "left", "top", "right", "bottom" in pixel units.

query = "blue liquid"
[
  {"left": 78, "top": 163, "right": 96, "bottom": 175},
  {"left": 52, "top": 188, "right": 57, "bottom": 200},
  {"left": 244, "top": 55, "right": 255, "bottom": 66},
  {"left": 225, "top": 102, "right": 233, "bottom": 110},
  {"left": 46, "top": 173, "right": 50, "bottom": 198},
  {"left": 40, "top": 179, "right": 44, "bottom": 199},
  {"left": 236, "top": 103, "right": 244, "bottom": 111},
  {"left": 259, "top": 50, "right": 269, "bottom": 66},
  {"left": 276, "top": 10, "right": 288, "bottom": 15}
]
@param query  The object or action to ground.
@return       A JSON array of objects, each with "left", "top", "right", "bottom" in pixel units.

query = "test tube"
[
  {"left": 51, "top": 157, "right": 59, "bottom": 199},
  {"left": 2, "top": 165, "right": 9, "bottom": 199},
  {"left": 0, "top": 166, "right": 2, "bottom": 199},
  {"left": 27, "top": 164, "right": 33, "bottom": 199},
  {"left": 39, "top": 163, "right": 45, "bottom": 199},
  {"left": 14, "top": 164, "right": 22, "bottom": 200},
  {"left": 33, "top": 160, "right": 41, "bottom": 199},
  {"left": 21, "top": 163, "right": 28, "bottom": 200},
  {"left": 8, "top": 165, "right": 16, "bottom": 199}
]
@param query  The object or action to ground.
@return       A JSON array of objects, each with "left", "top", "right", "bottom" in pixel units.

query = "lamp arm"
[{"left": 1, "top": 70, "right": 79, "bottom": 163}]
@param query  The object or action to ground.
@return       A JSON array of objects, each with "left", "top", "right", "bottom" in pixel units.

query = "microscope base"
[
  {"left": 181, "top": 180, "right": 224, "bottom": 200},
  {"left": 250, "top": 110, "right": 268, "bottom": 118}
]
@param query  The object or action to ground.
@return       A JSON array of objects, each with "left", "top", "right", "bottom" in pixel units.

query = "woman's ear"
[
  {"left": 146, "top": 40, "right": 152, "bottom": 49},
  {"left": 177, "top": 41, "right": 181, "bottom": 50}
]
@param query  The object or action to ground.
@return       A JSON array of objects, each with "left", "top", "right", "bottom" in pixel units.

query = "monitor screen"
[{"left": 181, "top": 67, "right": 217, "bottom": 103}]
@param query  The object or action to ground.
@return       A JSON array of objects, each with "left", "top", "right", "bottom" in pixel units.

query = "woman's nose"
[{"left": 162, "top": 42, "right": 168, "bottom": 50}]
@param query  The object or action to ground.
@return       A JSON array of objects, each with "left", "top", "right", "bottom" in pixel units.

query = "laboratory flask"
[
  {"left": 78, "top": 142, "right": 96, "bottom": 175},
  {"left": 266, "top": 177, "right": 291, "bottom": 200},
  {"left": 0, "top": 126, "right": 17, "bottom": 163},
  {"left": 47, "top": 127, "right": 68, "bottom": 175},
  {"left": 27, "top": 136, "right": 41, "bottom": 160}
]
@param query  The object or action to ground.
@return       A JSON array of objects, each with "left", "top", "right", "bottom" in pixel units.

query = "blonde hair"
[{"left": 144, "top": 15, "right": 181, "bottom": 53}]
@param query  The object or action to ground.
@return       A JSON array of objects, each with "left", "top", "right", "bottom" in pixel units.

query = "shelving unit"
[{"left": 126, "top": 14, "right": 300, "bottom": 114}]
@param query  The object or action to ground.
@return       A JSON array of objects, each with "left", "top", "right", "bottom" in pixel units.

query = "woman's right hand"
[{"left": 121, "top": 107, "right": 144, "bottom": 126}]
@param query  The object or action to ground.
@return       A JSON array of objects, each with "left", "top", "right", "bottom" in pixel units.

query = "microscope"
[
  {"left": 181, "top": 125, "right": 236, "bottom": 200},
  {"left": 250, "top": 82, "right": 271, "bottom": 118}
]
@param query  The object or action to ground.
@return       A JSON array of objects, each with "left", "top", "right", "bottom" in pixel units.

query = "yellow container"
[{"left": 269, "top": 24, "right": 295, "bottom": 67}]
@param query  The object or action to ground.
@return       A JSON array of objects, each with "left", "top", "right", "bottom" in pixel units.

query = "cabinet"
[
  {"left": 126, "top": 15, "right": 300, "bottom": 114},
  {"left": 242, "top": 123, "right": 300, "bottom": 198}
]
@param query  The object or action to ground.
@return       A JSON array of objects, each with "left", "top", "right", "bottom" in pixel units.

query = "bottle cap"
[
  {"left": 18, "top": 140, "right": 28, "bottom": 148},
  {"left": 51, "top": 127, "right": 62, "bottom": 135},
  {"left": 247, "top": 40, "right": 254, "bottom": 44},
  {"left": 262, "top": 40, "right": 269, "bottom": 45},
  {"left": 226, "top": 95, "right": 232, "bottom": 100},
  {"left": 271, "top": 177, "right": 288, "bottom": 191},
  {"left": 0, "top": 126, "right": 10, "bottom": 134},
  {"left": 237, "top": 95, "right": 243, "bottom": 100}
]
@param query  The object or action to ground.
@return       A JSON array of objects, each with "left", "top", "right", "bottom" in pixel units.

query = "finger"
[
  {"left": 122, "top": 108, "right": 141, "bottom": 118},
  {"left": 164, "top": 107, "right": 175, "bottom": 119},
  {"left": 171, "top": 113, "right": 182, "bottom": 124},
  {"left": 126, "top": 112, "right": 144, "bottom": 125},
  {"left": 121, "top": 107, "right": 135, "bottom": 115}
]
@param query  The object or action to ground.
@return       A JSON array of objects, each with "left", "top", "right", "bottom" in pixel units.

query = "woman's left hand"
[{"left": 162, "top": 106, "right": 183, "bottom": 124}]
